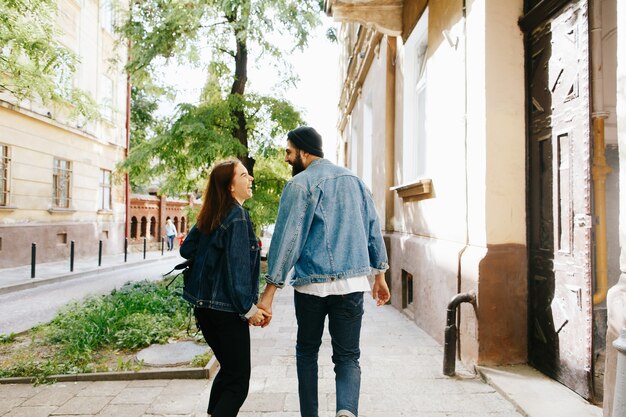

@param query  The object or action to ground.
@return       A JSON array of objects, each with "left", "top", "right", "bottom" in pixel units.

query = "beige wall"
[
  {"left": 605, "top": 0, "right": 626, "bottom": 414},
  {"left": 0, "top": 0, "right": 128, "bottom": 268},
  {"left": 337, "top": 0, "right": 527, "bottom": 368}
]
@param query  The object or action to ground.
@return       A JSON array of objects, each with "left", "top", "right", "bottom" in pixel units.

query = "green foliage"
[
  {"left": 0, "top": 279, "right": 192, "bottom": 381},
  {"left": 190, "top": 350, "right": 213, "bottom": 368},
  {"left": 0, "top": 0, "right": 99, "bottom": 120},
  {"left": 0, "top": 333, "right": 16, "bottom": 344},
  {"left": 244, "top": 148, "right": 291, "bottom": 230},
  {"left": 45, "top": 280, "right": 188, "bottom": 358}
]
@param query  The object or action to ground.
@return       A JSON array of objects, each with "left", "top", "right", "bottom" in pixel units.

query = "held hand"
[
  {"left": 256, "top": 301, "right": 273, "bottom": 327},
  {"left": 248, "top": 307, "right": 271, "bottom": 326},
  {"left": 257, "top": 284, "right": 277, "bottom": 327},
  {"left": 372, "top": 273, "right": 390, "bottom": 306}
]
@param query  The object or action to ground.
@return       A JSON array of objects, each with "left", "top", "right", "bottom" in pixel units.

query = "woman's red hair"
[{"left": 196, "top": 159, "right": 240, "bottom": 234}]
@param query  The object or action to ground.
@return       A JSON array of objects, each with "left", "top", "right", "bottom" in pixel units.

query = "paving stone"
[
  {"left": 110, "top": 387, "right": 163, "bottom": 405},
  {"left": 96, "top": 403, "right": 148, "bottom": 417},
  {"left": 0, "top": 384, "right": 44, "bottom": 399},
  {"left": 136, "top": 341, "right": 208, "bottom": 366},
  {"left": 51, "top": 395, "right": 112, "bottom": 415},
  {"left": 146, "top": 395, "right": 200, "bottom": 415},
  {"left": 127, "top": 380, "right": 169, "bottom": 388},
  {"left": 0, "top": 397, "right": 26, "bottom": 415},
  {"left": 160, "top": 379, "right": 208, "bottom": 396},
  {"left": 76, "top": 381, "right": 130, "bottom": 397},
  {"left": 3, "top": 406, "right": 57, "bottom": 417},
  {"left": 21, "top": 389, "right": 74, "bottom": 407},
  {"left": 239, "top": 393, "right": 286, "bottom": 412}
]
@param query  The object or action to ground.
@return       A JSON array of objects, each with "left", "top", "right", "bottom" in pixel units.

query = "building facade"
[
  {"left": 326, "top": 0, "right": 622, "bottom": 413},
  {"left": 129, "top": 194, "right": 193, "bottom": 251},
  {"left": 0, "top": 0, "right": 129, "bottom": 268}
]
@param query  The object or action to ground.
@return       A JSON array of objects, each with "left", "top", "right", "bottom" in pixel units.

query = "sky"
[{"left": 156, "top": 14, "right": 340, "bottom": 163}]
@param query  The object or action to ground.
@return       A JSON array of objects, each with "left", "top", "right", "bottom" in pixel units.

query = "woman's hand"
[{"left": 248, "top": 307, "right": 271, "bottom": 326}]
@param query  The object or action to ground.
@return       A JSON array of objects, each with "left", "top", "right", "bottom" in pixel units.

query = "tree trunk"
[{"left": 230, "top": 27, "right": 255, "bottom": 176}]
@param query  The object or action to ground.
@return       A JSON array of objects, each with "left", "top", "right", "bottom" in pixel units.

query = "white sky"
[{"left": 157, "top": 14, "right": 340, "bottom": 163}]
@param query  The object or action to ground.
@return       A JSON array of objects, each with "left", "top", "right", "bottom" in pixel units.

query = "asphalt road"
[{"left": 0, "top": 257, "right": 183, "bottom": 335}]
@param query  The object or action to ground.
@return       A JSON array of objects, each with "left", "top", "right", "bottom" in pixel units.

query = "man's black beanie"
[{"left": 287, "top": 126, "right": 324, "bottom": 158}]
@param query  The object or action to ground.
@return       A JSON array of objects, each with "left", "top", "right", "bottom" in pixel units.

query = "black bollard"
[
  {"left": 143, "top": 237, "right": 146, "bottom": 259},
  {"left": 70, "top": 240, "right": 75, "bottom": 272},
  {"left": 98, "top": 240, "right": 103, "bottom": 266},
  {"left": 124, "top": 237, "right": 128, "bottom": 262},
  {"left": 161, "top": 236, "right": 164, "bottom": 255},
  {"left": 31, "top": 243, "right": 36, "bottom": 278}
]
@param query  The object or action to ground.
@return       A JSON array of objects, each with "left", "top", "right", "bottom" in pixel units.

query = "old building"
[
  {"left": 0, "top": 0, "right": 129, "bottom": 268},
  {"left": 128, "top": 193, "right": 193, "bottom": 251},
  {"left": 326, "top": 0, "right": 622, "bottom": 414}
]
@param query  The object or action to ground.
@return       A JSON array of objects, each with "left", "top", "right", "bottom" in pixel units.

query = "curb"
[
  {"left": 0, "top": 255, "right": 179, "bottom": 296},
  {"left": 476, "top": 366, "right": 529, "bottom": 417},
  {"left": 0, "top": 354, "right": 220, "bottom": 385}
]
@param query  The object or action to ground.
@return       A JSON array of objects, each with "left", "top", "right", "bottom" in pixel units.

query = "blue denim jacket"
[
  {"left": 266, "top": 159, "right": 389, "bottom": 288},
  {"left": 180, "top": 204, "right": 260, "bottom": 318}
]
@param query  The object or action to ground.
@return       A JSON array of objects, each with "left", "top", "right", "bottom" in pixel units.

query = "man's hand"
[
  {"left": 258, "top": 283, "right": 278, "bottom": 327},
  {"left": 372, "top": 273, "right": 390, "bottom": 306},
  {"left": 248, "top": 307, "right": 271, "bottom": 326}
]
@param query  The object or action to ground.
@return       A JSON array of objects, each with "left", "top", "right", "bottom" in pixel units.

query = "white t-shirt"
[{"left": 295, "top": 275, "right": 371, "bottom": 297}]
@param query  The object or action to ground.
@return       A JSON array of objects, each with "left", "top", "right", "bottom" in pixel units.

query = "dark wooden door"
[{"left": 526, "top": 0, "right": 593, "bottom": 399}]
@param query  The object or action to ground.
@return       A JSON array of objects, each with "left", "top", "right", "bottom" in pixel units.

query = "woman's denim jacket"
[
  {"left": 180, "top": 204, "right": 260, "bottom": 318},
  {"left": 265, "top": 159, "right": 389, "bottom": 288}
]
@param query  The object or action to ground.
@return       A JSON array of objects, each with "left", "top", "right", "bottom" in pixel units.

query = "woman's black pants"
[{"left": 195, "top": 307, "right": 251, "bottom": 417}]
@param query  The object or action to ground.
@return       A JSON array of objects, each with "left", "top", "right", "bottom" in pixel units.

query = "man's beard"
[{"left": 291, "top": 152, "right": 305, "bottom": 176}]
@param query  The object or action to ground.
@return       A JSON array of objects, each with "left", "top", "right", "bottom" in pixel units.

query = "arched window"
[
  {"left": 181, "top": 217, "right": 186, "bottom": 234},
  {"left": 149, "top": 216, "right": 157, "bottom": 237},
  {"left": 130, "top": 216, "right": 138, "bottom": 239},
  {"left": 140, "top": 216, "right": 147, "bottom": 237},
  {"left": 174, "top": 216, "right": 179, "bottom": 230}
]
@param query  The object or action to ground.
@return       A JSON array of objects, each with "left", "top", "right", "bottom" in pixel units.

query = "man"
[{"left": 258, "top": 126, "right": 390, "bottom": 417}]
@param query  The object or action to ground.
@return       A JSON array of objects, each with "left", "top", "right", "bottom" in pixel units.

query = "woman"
[{"left": 180, "top": 159, "right": 269, "bottom": 417}]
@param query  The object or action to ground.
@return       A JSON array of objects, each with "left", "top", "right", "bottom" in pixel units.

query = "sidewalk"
[
  {"left": 0, "top": 249, "right": 180, "bottom": 295},
  {"left": 0, "top": 270, "right": 603, "bottom": 416}
]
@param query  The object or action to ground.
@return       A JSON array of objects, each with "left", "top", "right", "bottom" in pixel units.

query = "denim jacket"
[
  {"left": 266, "top": 159, "right": 389, "bottom": 288},
  {"left": 180, "top": 204, "right": 260, "bottom": 318}
]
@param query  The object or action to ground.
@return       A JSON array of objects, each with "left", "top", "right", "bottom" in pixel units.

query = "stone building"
[
  {"left": 325, "top": 0, "right": 623, "bottom": 414},
  {"left": 0, "top": 0, "right": 129, "bottom": 268},
  {"left": 128, "top": 194, "right": 194, "bottom": 251}
]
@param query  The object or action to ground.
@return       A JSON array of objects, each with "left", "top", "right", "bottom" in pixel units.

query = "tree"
[
  {"left": 118, "top": 0, "right": 323, "bottom": 227},
  {"left": 0, "top": 0, "right": 98, "bottom": 120}
]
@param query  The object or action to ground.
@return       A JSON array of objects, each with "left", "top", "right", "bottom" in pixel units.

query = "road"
[{"left": 0, "top": 256, "right": 183, "bottom": 334}]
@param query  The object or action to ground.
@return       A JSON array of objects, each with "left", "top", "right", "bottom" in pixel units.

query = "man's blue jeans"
[{"left": 294, "top": 290, "right": 364, "bottom": 417}]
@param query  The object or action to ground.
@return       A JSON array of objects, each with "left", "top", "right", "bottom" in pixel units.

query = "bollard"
[
  {"left": 143, "top": 237, "right": 146, "bottom": 259},
  {"left": 70, "top": 240, "right": 75, "bottom": 272},
  {"left": 98, "top": 240, "right": 103, "bottom": 266},
  {"left": 124, "top": 237, "right": 128, "bottom": 262},
  {"left": 613, "top": 327, "right": 626, "bottom": 417},
  {"left": 31, "top": 243, "right": 36, "bottom": 278},
  {"left": 161, "top": 236, "right": 164, "bottom": 255}
]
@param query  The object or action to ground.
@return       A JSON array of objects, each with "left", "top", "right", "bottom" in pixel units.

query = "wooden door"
[{"left": 526, "top": 0, "right": 594, "bottom": 399}]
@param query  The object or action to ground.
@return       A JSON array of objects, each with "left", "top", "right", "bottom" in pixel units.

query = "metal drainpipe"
[
  {"left": 590, "top": 0, "right": 611, "bottom": 305},
  {"left": 443, "top": 291, "right": 476, "bottom": 376},
  {"left": 612, "top": 327, "right": 626, "bottom": 417}
]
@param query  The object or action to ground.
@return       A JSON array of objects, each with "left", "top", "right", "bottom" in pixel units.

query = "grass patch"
[{"left": 0, "top": 278, "right": 205, "bottom": 382}]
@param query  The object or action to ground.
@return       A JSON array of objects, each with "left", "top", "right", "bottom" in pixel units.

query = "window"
[
  {"left": 52, "top": 158, "right": 72, "bottom": 208},
  {"left": 402, "top": 8, "right": 429, "bottom": 183},
  {"left": 402, "top": 270, "right": 414, "bottom": 309},
  {"left": 363, "top": 95, "right": 373, "bottom": 190},
  {"left": 99, "top": 169, "right": 111, "bottom": 210},
  {"left": 100, "top": 76, "right": 114, "bottom": 122},
  {"left": 0, "top": 145, "right": 10, "bottom": 206},
  {"left": 100, "top": 0, "right": 114, "bottom": 33},
  {"left": 350, "top": 122, "right": 358, "bottom": 173}
]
